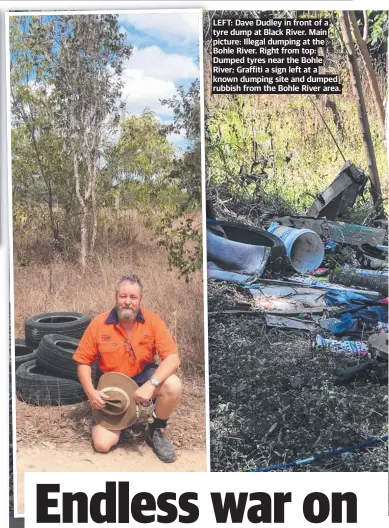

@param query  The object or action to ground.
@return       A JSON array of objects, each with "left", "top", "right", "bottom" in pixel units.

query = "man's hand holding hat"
[
  {"left": 89, "top": 389, "right": 107, "bottom": 410},
  {"left": 134, "top": 381, "right": 155, "bottom": 405}
]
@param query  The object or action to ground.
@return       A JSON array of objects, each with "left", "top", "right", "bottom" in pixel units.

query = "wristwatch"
[{"left": 150, "top": 376, "right": 160, "bottom": 388}]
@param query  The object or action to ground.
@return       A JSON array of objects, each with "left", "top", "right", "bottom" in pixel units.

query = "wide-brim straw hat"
[{"left": 92, "top": 372, "right": 140, "bottom": 430}]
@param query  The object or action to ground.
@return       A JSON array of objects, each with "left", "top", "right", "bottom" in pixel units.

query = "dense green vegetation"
[{"left": 204, "top": 11, "right": 388, "bottom": 217}]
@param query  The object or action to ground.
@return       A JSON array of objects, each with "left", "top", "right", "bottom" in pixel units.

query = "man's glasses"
[{"left": 125, "top": 339, "right": 136, "bottom": 360}]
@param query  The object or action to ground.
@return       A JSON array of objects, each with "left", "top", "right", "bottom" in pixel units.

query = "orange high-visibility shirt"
[{"left": 73, "top": 307, "right": 178, "bottom": 377}]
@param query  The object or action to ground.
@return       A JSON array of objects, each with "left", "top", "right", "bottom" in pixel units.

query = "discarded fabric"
[
  {"left": 325, "top": 289, "right": 379, "bottom": 306},
  {"left": 319, "top": 317, "right": 357, "bottom": 333},
  {"left": 308, "top": 268, "right": 329, "bottom": 276},
  {"left": 316, "top": 335, "right": 368, "bottom": 355},
  {"left": 320, "top": 295, "right": 388, "bottom": 334}
]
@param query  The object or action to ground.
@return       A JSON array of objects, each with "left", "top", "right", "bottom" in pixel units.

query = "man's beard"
[{"left": 117, "top": 306, "right": 138, "bottom": 321}]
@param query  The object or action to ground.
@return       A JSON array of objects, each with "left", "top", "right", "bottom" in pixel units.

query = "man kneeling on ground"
[{"left": 73, "top": 274, "right": 182, "bottom": 463}]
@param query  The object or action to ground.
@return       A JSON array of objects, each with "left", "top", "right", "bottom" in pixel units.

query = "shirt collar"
[{"left": 105, "top": 307, "right": 145, "bottom": 325}]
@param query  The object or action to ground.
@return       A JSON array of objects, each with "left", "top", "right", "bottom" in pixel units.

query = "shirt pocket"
[
  {"left": 98, "top": 343, "right": 120, "bottom": 371},
  {"left": 138, "top": 334, "right": 155, "bottom": 356}
]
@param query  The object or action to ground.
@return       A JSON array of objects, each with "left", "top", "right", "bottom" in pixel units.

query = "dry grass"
[
  {"left": 12, "top": 207, "right": 205, "bottom": 487},
  {"left": 13, "top": 208, "right": 205, "bottom": 377},
  {"left": 11, "top": 209, "right": 205, "bottom": 513},
  {"left": 15, "top": 377, "right": 206, "bottom": 450}
]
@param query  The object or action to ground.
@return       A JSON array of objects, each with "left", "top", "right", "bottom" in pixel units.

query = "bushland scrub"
[
  {"left": 13, "top": 207, "right": 204, "bottom": 378},
  {"left": 204, "top": 45, "right": 387, "bottom": 217}
]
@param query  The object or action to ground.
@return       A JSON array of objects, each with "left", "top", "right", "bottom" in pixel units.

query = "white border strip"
[
  {"left": 198, "top": 8, "right": 211, "bottom": 474},
  {"left": 6, "top": 9, "right": 16, "bottom": 522},
  {"left": 0, "top": 9, "right": 10, "bottom": 528},
  {"left": 8, "top": 7, "right": 202, "bottom": 16}
]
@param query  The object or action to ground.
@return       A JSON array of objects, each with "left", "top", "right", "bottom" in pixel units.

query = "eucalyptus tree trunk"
[
  {"left": 339, "top": 11, "right": 382, "bottom": 205},
  {"left": 52, "top": 15, "right": 132, "bottom": 270},
  {"left": 73, "top": 155, "right": 88, "bottom": 269},
  {"left": 349, "top": 11, "right": 385, "bottom": 136},
  {"left": 90, "top": 162, "right": 98, "bottom": 255}
]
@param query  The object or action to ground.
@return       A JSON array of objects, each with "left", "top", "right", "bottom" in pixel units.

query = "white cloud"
[
  {"left": 121, "top": 45, "right": 198, "bottom": 116},
  {"left": 120, "top": 12, "right": 199, "bottom": 46},
  {"left": 125, "top": 45, "right": 198, "bottom": 80},
  {"left": 167, "top": 128, "right": 187, "bottom": 146},
  {"left": 122, "top": 73, "right": 176, "bottom": 115},
  {"left": 119, "top": 26, "right": 152, "bottom": 49}
]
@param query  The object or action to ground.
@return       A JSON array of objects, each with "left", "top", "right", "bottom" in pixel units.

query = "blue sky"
[{"left": 117, "top": 12, "right": 200, "bottom": 148}]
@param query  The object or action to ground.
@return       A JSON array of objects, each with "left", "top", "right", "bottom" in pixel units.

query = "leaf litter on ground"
[{"left": 208, "top": 281, "right": 388, "bottom": 472}]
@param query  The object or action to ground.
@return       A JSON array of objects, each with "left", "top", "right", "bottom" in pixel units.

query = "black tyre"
[
  {"left": 25, "top": 311, "right": 91, "bottom": 349},
  {"left": 15, "top": 338, "right": 37, "bottom": 368},
  {"left": 36, "top": 334, "right": 81, "bottom": 380},
  {"left": 217, "top": 220, "right": 287, "bottom": 272},
  {"left": 15, "top": 360, "right": 87, "bottom": 406},
  {"left": 356, "top": 244, "right": 387, "bottom": 270}
]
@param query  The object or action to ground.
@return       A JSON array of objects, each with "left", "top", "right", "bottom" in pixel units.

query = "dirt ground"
[
  {"left": 17, "top": 444, "right": 206, "bottom": 513},
  {"left": 14, "top": 378, "right": 206, "bottom": 514}
]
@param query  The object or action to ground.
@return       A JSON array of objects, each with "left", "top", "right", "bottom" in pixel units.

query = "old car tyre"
[
  {"left": 217, "top": 220, "right": 287, "bottom": 272},
  {"left": 36, "top": 334, "right": 96, "bottom": 381},
  {"left": 14, "top": 338, "right": 37, "bottom": 368},
  {"left": 15, "top": 360, "right": 87, "bottom": 405},
  {"left": 36, "top": 334, "right": 81, "bottom": 380},
  {"left": 356, "top": 244, "right": 387, "bottom": 270},
  {"left": 25, "top": 311, "right": 91, "bottom": 349}
]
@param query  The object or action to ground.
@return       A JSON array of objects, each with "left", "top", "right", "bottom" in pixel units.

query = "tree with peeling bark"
[
  {"left": 348, "top": 11, "right": 385, "bottom": 137},
  {"left": 53, "top": 15, "right": 132, "bottom": 269},
  {"left": 339, "top": 11, "right": 382, "bottom": 207},
  {"left": 10, "top": 16, "right": 75, "bottom": 249}
]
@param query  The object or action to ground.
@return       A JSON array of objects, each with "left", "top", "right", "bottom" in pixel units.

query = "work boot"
[{"left": 148, "top": 428, "right": 176, "bottom": 463}]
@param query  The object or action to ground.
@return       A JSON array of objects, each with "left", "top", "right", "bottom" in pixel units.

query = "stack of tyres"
[
  {"left": 15, "top": 312, "right": 91, "bottom": 406},
  {"left": 25, "top": 312, "right": 91, "bottom": 349},
  {"left": 15, "top": 361, "right": 87, "bottom": 406},
  {"left": 36, "top": 334, "right": 81, "bottom": 380},
  {"left": 14, "top": 338, "right": 37, "bottom": 368}
]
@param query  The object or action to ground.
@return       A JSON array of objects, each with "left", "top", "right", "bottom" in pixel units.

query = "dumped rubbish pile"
[{"left": 207, "top": 162, "right": 388, "bottom": 472}]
